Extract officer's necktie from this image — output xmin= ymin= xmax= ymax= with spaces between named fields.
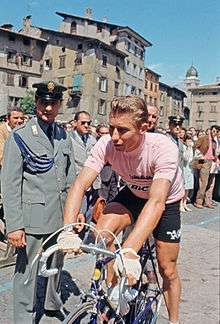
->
xmin=81 ymin=134 xmax=87 ymax=146
xmin=47 ymin=124 xmax=54 ymax=146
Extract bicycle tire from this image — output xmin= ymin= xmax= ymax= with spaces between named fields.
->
xmin=132 ymin=293 xmax=162 ymax=324
xmin=64 ymin=300 xmax=125 ymax=324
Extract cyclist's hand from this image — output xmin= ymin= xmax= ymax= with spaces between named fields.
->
xmin=7 ymin=229 xmax=26 ymax=248
xmin=57 ymin=231 xmax=82 ymax=254
xmin=113 ymin=249 xmax=142 ymax=286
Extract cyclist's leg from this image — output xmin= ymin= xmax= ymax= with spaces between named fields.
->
xmin=156 ymin=240 xmax=181 ymax=323
xmin=95 ymin=201 xmax=132 ymax=284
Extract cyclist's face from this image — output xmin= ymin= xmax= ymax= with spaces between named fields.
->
xmin=109 ymin=113 xmax=146 ymax=152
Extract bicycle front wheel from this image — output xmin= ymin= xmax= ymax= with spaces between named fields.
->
xmin=64 ymin=300 xmax=125 ymax=324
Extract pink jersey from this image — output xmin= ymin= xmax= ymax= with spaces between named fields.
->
xmin=85 ymin=133 xmax=184 ymax=204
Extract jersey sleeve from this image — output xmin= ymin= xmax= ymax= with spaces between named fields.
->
xmin=153 ymin=138 xmax=179 ymax=182
xmin=84 ymin=135 xmax=110 ymax=173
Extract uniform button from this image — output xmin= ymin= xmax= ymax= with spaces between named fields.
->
xmin=59 ymin=191 xmax=62 ymax=194
xmin=57 ymin=178 xmax=60 ymax=181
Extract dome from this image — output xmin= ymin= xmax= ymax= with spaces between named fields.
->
xmin=186 ymin=65 xmax=198 ymax=78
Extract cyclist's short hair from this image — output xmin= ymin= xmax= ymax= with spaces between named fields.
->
xmin=110 ymin=96 xmax=148 ymax=126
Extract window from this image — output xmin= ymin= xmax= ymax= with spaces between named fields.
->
xmin=19 ymin=75 xmax=28 ymax=88
xmin=125 ymin=83 xmax=130 ymax=95
xmin=145 ymin=80 xmax=148 ymax=89
xmin=7 ymin=73 xmax=14 ymax=86
xmin=159 ymin=106 xmax=164 ymax=116
xmin=44 ymin=58 xmax=52 ymax=70
xmin=21 ymin=54 xmax=32 ymax=66
xmin=138 ymin=89 xmax=142 ymax=96
xmin=133 ymin=64 xmax=137 ymax=76
xmin=97 ymin=25 xmax=102 ymax=33
xmin=149 ymin=96 xmax=152 ymax=105
xmin=70 ymin=21 xmax=77 ymax=34
xmin=154 ymin=98 xmax=157 ymax=106
xmin=131 ymin=86 xmax=136 ymax=95
xmin=102 ymin=55 xmax=107 ymax=67
xmin=72 ymin=74 xmax=82 ymax=91
xmin=150 ymin=82 xmax=153 ymax=91
xmin=59 ymin=55 xmax=66 ymax=68
xmin=75 ymin=52 xmax=82 ymax=65
xmin=58 ymin=77 xmax=65 ymax=85
xmin=77 ymin=43 xmax=83 ymax=50
xmin=210 ymin=103 xmax=217 ymax=113
xmin=155 ymin=84 xmax=158 ymax=92
xmin=8 ymin=35 xmax=15 ymax=42
xmin=7 ymin=51 xmax=16 ymax=63
xmin=98 ymin=99 xmax=107 ymax=115
xmin=114 ymin=81 xmax=119 ymax=96
xmin=125 ymin=40 xmax=131 ymax=51
xmin=99 ymin=77 xmax=107 ymax=92
xmin=125 ymin=60 xmax=130 ymax=73
xmin=139 ymin=68 xmax=143 ymax=78
xmin=56 ymin=39 xmax=60 ymax=45
xmin=23 ymin=38 xmax=31 ymax=46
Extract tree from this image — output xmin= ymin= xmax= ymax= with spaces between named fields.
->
xmin=20 ymin=91 xmax=35 ymax=115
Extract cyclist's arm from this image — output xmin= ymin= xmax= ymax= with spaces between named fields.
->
xmin=63 ymin=166 xmax=99 ymax=225
xmin=123 ymin=178 xmax=171 ymax=253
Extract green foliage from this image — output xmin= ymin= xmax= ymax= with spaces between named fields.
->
xmin=20 ymin=91 xmax=35 ymax=115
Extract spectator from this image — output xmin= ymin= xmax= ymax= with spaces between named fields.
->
xmin=70 ymin=111 xmax=101 ymax=212
xmin=194 ymin=125 xmax=217 ymax=208
xmin=96 ymin=124 xmax=119 ymax=202
xmin=147 ymin=105 xmax=159 ymax=132
xmin=180 ymin=135 xmax=194 ymax=212
xmin=0 ymin=106 xmax=24 ymax=166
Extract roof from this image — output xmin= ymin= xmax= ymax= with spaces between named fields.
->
xmin=189 ymin=83 xmax=220 ymax=92
xmin=159 ymin=82 xmax=186 ymax=97
xmin=145 ymin=67 xmax=161 ymax=77
xmin=35 ymin=25 xmax=127 ymax=57
xmin=0 ymin=27 xmax=47 ymax=42
xmin=56 ymin=11 xmax=152 ymax=47
xmin=186 ymin=65 xmax=198 ymax=78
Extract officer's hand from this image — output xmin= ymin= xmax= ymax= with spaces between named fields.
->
xmin=7 ymin=230 xmax=26 ymax=248
xmin=57 ymin=231 xmax=82 ymax=254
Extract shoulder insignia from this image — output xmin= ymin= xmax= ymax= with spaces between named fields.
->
xmin=31 ymin=125 xmax=38 ymax=135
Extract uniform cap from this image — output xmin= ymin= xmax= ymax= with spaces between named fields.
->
xmin=32 ymin=81 xmax=67 ymax=101
xmin=168 ymin=115 xmax=184 ymax=125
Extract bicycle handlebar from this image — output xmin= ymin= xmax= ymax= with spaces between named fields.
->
xmin=25 ymin=242 xmax=116 ymax=283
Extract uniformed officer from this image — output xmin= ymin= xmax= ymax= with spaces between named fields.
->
xmin=1 ymin=81 xmax=76 ymax=323
xmin=167 ymin=115 xmax=185 ymax=170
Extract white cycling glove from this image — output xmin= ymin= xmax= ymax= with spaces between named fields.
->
xmin=113 ymin=248 xmax=142 ymax=283
xmin=57 ymin=231 xmax=82 ymax=253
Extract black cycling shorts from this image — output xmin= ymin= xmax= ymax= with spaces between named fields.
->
xmin=111 ymin=186 xmax=181 ymax=243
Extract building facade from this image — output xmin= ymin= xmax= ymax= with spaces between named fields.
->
xmin=144 ymin=68 xmax=160 ymax=107
xmin=21 ymin=10 xmax=152 ymax=123
xmin=189 ymin=83 xmax=220 ymax=129
xmin=159 ymin=82 xmax=186 ymax=129
xmin=0 ymin=23 xmax=47 ymax=116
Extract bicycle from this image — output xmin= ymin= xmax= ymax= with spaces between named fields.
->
xmin=27 ymin=223 xmax=163 ymax=323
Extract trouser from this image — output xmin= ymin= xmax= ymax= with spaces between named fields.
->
xmin=205 ymin=174 xmax=216 ymax=205
xmin=196 ymin=161 xmax=212 ymax=205
xmin=13 ymin=233 xmax=64 ymax=324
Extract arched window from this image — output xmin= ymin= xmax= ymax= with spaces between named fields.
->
xmin=70 ymin=21 xmax=77 ymax=34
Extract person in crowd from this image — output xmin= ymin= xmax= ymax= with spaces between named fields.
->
xmin=96 ymin=124 xmax=119 ymax=203
xmin=89 ymin=124 xmax=98 ymax=138
xmin=0 ymin=106 xmax=24 ymax=166
xmin=0 ymin=106 xmax=24 ymax=265
xmin=1 ymin=81 xmax=76 ymax=323
xmin=180 ymin=135 xmax=194 ymax=212
xmin=167 ymin=115 xmax=185 ymax=170
xmin=204 ymin=125 xmax=220 ymax=207
xmin=197 ymin=130 xmax=206 ymax=138
xmin=178 ymin=127 xmax=187 ymax=144
xmin=188 ymin=127 xmax=198 ymax=143
xmin=59 ymin=96 xmax=184 ymax=324
xmin=70 ymin=111 xmax=101 ymax=213
xmin=194 ymin=125 xmax=218 ymax=208
xmin=147 ymin=105 xmax=159 ymax=133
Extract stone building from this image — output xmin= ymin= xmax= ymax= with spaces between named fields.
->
xmin=0 ymin=23 xmax=47 ymax=116
xmin=144 ymin=68 xmax=160 ymax=107
xmin=189 ymin=83 xmax=220 ymax=129
xmin=159 ymin=82 xmax=186 ymax=129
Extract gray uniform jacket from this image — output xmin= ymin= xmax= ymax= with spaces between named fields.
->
xmin=70 ymin=130 xmax=101 ymax=189
xmin=1 ymin=117 xmax=76 ymax=235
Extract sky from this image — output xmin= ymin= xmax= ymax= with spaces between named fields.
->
xmin=0 ymin=0 xmax=219 ymax=87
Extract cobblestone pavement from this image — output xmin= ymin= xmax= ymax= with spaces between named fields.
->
xmin=0 ymin=203 xmax=219 ymax=323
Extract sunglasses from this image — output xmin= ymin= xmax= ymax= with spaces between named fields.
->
xmin=81 ymin=121 xmax=91 ymax=125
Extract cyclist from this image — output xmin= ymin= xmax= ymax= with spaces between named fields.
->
xmin=59 ymin=96 xmax=184 ymax=324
